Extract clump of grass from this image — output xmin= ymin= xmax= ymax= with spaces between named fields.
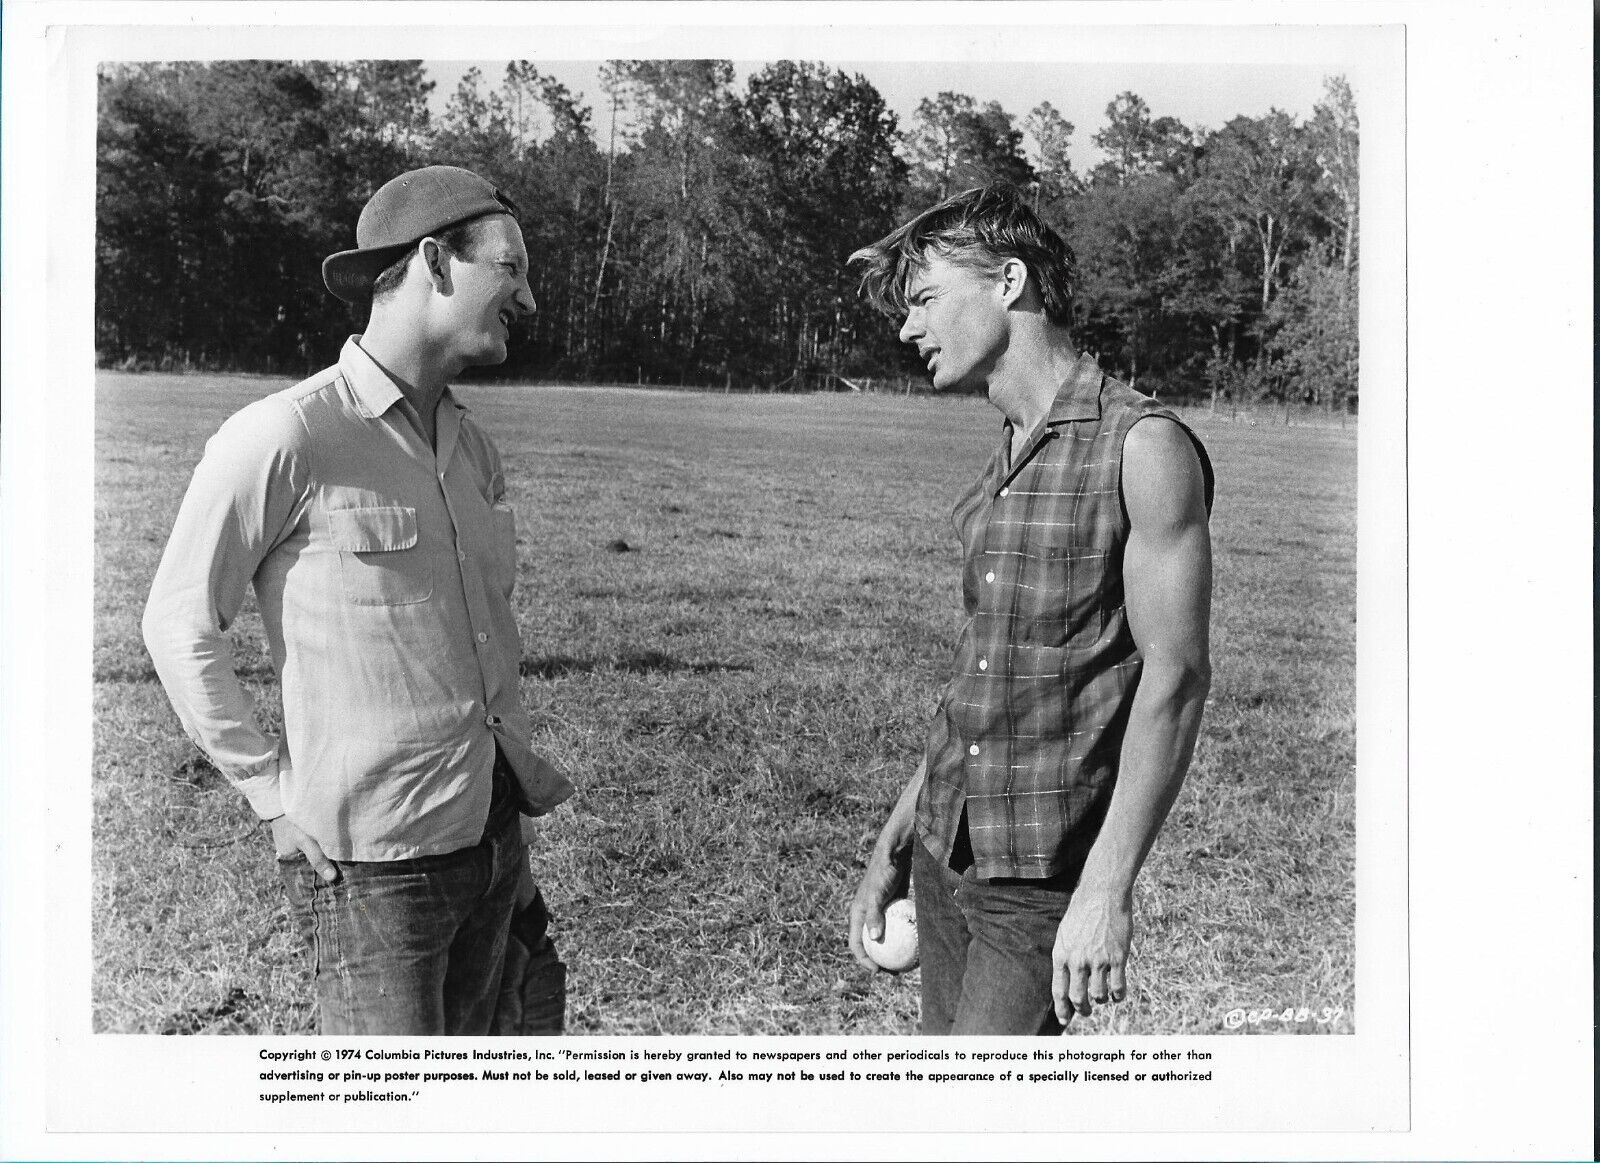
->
xmin=94 ymin=373 xmax=1354 ymax=1035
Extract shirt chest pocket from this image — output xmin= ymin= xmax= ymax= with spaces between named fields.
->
xmin=327 ymin=506 xmax=434 ymax=606
xmin=1014 ymin=541 xmax=1115 ymax=647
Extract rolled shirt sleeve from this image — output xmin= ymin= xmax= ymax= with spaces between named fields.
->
xmin=141 ymin=397 xmax=310 ymax=820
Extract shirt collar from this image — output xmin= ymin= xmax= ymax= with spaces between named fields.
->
xmin=337 ymin=336 xmax=462 ymax=421
xmin=1044 ymin=351 xmax=1106 ymax=425
xmin=996 ymin=350 xmax=1105 ymax=475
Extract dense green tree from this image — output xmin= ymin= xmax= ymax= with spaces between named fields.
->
xmin=422 ymin=64 xmax=609 ymax=377
xmin=98 ymin=64 xmax=226 ymax=367
xmin=1070 ymin=174 xmax=1178 ymax=384
xmin=594 ymin=60 xmax=759 ymax=382
xmin=95 ymin=62 xmax=1358 ymax=406
xmin=1069 ymin=172 xmax=1240 ymax=394
xmin=305 ymin=60 xmax=435 ymax=214
xmin=503 ymin=65 xmax=608 ymax=370
xmin=100 ymin=62 xmax=340 ymax=370
xmin=1308 ymin=75 xmax=1359 ymax=273
xmin=1166 ymin=193 xmax=1255 ymax=405
xmin=1091 ymin=92 xmax=1198 ymax=185
xmin=1191 ymin=109 xmax=1320 ymax=315
xmin=904 ymin=91 xmax=1035 ymax=208
xmin=1026 ymin=100 xmax=1081 ymax=214
xmin=731 ymin=61 xmax=909 ymax=380
xmin=1265 ymin=244 xmax=1358 ymax=407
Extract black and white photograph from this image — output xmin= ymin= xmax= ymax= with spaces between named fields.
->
xmin=93 ymin=52 xmax=1362 ymax=1040
xmin=1 ymin=1 xmax=1590 ymax=1160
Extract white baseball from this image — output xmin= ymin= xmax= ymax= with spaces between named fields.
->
xmin=865 ymin=897 xmax=919 ymax=973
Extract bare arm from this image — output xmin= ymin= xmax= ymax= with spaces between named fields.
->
xmin=1052 ymin=416 xmax=1213 ymax=1023
xmin=847 ymin=760 xmax=925 ymax=970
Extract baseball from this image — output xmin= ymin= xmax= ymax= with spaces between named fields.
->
xmin=865 ymin=897 xmax=919 ymax=973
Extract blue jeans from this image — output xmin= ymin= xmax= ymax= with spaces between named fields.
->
xmin=913 ymin=837 xmax=1076 ymax=1035
xmin=278 ymin=816 xmax=525 ymax=1035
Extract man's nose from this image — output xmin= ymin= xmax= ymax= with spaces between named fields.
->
xmin=898 ymin=311 xmax=921 ymax=345
xmin=514 ymin=278 xmax=536 ymax=317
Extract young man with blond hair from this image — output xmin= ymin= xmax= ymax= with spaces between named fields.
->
xmin=847 ymin=185 xmax=1214 ymax=1034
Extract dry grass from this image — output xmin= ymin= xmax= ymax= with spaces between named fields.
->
xmin=93 ymin=372 xmax=1355 ymax=1036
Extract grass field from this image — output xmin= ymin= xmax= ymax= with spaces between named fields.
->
xmin=93 ymin=371 xmax=1356 ymax=1036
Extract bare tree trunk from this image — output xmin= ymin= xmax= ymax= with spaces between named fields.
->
xmin=1260 ymin=226 xmax=1274 ymax=312
xmin=592 ymin=202 xmax=617 ymax=312
xmin=591 ymin=87 xmax=620 ymax=336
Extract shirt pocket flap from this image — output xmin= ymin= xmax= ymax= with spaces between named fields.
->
xmin=328 ymin=506 xmax=419 ymax=553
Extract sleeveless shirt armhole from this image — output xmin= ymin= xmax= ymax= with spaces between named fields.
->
xmin=1122 ymin=410 xmax=1216 ymax=517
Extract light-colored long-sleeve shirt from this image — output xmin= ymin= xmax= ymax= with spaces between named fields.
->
xmin=142 ymin=338 xmax=573 ymax=861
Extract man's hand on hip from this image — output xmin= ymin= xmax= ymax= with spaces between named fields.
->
xmin=270 ymin=816 xmax=339 ymax=882
xmin=1051 ymin=887 xmax=1132 ymax=1024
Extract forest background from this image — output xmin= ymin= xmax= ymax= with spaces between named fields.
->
xmin=96 ymin=59 xmax=1358 ymax=408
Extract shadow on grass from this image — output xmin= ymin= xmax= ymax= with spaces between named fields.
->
xmin=95 ymin=660 xmax=277 ymax=684
xmin=520 ymin=649 xmax=752 ymax=679
xmin=158 ymin=986 xmax=263 ymax=1035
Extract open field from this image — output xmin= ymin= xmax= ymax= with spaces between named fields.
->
xmin=93 ymin=371 xmax=1356 ymax=1036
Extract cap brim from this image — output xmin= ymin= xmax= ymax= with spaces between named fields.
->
xmin=322 ymin=244 xmax=411 ymax=305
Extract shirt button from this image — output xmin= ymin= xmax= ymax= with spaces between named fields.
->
xmin=476 ymin=631 xmax=489 ymax=644
xmin=978 ymin=658 xmax=988 ymax=671
xmin=968 ymin=744 xmax=980 ymax=756
xmin=458 ymin=549 xmax=467 ymax=562
xmin=999 ymin=487 xmax=1009 ymax=498
xmin=984 ymin=571 xmax=995 ymax=583
xmin=485 ymin=714 xmax=501 ymax=728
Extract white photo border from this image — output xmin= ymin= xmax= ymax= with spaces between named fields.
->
xmin=2 ymin=1 xmax=1590 ymax=1160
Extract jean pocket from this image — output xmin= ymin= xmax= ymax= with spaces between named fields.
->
xmin=275 ymin=859 xmax=323 ymax=978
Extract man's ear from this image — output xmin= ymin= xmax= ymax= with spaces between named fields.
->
xmin=419 ymin=237 xmax=451 ymax=293
xmin=998 ymin=257 xmax=1031 ymax=308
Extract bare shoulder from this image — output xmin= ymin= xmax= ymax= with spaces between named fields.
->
xmin=1121 ymin=416 xmax=1209 ymax=531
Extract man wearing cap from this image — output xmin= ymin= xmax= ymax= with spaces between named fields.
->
xmin=143 ymin=165 xmax=573 ymax=1035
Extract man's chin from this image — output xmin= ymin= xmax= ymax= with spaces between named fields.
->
xmin=463 ymin=342 xmax=509 ymax=368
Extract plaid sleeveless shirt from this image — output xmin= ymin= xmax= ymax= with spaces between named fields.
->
xmin=915 ymin=353 xmax=1214 ymax=880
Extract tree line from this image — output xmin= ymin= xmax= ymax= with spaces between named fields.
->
xmin=97 ymin=60 xmax=1357 ymax=407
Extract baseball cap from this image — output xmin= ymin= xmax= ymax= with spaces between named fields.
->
xmin=322 ymin=165 xmax=520 ymax=304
